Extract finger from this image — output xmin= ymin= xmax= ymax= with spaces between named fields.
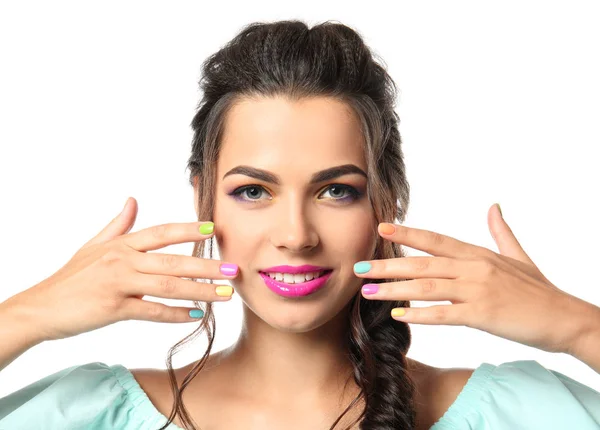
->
xmin=82 ymin=197 xmax=138 ymax=250
xmin=118 ymin=299 xmax=208 ymax=323
xmin=390 ymin=303 xmax=471 ymax=326
xmin=130 ymin=252 xmax=239 ymax=279
xmin=361 ymin=278 xmax=472 ymax=303
xmin=378 ymin=223 xmax=490 ymax=259
xmin=121 ymin=221 xmax=215 ymax=252
xmin=125 ymin=273 xmax=234 ymax=302
xmin=354 ymin=256 xmax=469 ymax=280
xmin=488 ymin=204 xmax=536 ymax=266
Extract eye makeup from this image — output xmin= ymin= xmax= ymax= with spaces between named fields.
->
xmin=227 ymin=183 xmax=363 ymax=204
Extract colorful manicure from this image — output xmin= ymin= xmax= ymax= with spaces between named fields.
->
xmin=354 ymin=261 xmax=371 ymax=274
xmin=189 ymin=309 xmax=204 ymax=318
xmin=391 ymin=308 xmax=406 ymax=318
xmin=199 ymin=222 xmax=214 ymax=235
xmin=220 ymin=263 xmax=239 ymax=276
xmin=378 ymin=223 xmax=396 ymax=235
xmin=216 ymin=286 xmax=234 ymax=297
xmin=362 ymin=284 xmax=379 ymax=295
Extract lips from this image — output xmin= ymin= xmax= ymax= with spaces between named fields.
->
xmin=259 ymin=270 xmax=333 ymax=298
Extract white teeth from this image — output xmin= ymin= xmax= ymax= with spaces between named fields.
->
xmin=266 ymin=270 xmax=325 ymax=284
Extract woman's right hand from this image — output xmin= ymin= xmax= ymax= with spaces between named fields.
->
xmin=3 ymin=197 xmax=238 ymax=343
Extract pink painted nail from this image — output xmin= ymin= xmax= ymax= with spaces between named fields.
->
xmin=220 ymin=263 xmax=238 ymax=276
xmin=362 ymin=284 xmax=379 ymax=295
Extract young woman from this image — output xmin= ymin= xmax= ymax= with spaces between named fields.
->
xmin=1 ymin=20 xmax=599 ymax=430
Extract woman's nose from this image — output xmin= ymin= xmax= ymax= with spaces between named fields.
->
xmin=270 ymin=198 xmax=319 ymax=252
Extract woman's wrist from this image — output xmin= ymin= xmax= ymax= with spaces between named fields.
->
xmin=567 ymin=300 xmax=600 ymax=374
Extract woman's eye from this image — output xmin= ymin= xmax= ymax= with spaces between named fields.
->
xmin=319 ymin=184 xmax=361 ymax=201
xmin=229 ymin=184 xmax=361 ymax=203
xmin=231 ymin=185 xmax=269 ymax=202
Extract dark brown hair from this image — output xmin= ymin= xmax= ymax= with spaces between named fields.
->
xmin=159 ymin=19 xmax=415 ymax=430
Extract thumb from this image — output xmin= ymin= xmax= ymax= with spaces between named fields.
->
xmin=81 ymin=197 xmax=138 ymax=249
xmin=488 ymin=203 xmax=535 ymax=265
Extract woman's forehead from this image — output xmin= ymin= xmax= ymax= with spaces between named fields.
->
xmin=218 ymin=96 xmax=366 ymax=173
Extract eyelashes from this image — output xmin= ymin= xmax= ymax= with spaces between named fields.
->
xmin=228 ymin=184 xmax=362 ymax=204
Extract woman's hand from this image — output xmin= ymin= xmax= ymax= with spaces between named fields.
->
xmin=3 ymin=197 xmax=238 ymax=343
xmin=355 ymin=203 xmax=597 ymax=355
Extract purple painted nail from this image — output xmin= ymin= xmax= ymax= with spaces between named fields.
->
xmin=220 ymin=263 xmax=238 ymax=276
xmin=362 ymin=284 xmax=379 ymax=295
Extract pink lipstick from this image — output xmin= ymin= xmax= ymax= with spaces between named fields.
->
xmin=259 ymin=267 xmax=333 ymax=298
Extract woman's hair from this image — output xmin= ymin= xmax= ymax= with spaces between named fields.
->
xmin=158 ymin=20 xmax=415 ymax=430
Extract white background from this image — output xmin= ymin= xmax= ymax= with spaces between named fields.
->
xmin=1 ymin=0 xmax=599 ymax=400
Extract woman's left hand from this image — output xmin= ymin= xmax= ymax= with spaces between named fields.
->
xmin=355 ymin=204 xmax=594 ymax=355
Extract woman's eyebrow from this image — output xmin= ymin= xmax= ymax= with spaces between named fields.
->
xmin=222 ymin=164 xmax=367 ymax=185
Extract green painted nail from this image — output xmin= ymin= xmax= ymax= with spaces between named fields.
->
xmin=199 ymin=222 xmax=214 ymax=235
xmin=354 ymin=261 xmax=372 ymax=274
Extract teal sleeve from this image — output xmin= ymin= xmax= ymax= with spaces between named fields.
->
xmin=0 ymin=362 xmax=182 ymax=429
xmin=431 ymin=360 xmax=600 ymax=429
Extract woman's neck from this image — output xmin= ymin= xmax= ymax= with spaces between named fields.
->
xmin=218 ymin=303 xmax=357 ymax=407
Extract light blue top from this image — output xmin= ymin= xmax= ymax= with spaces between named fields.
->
xmin=0 ymin=359 xmax=598 ymax=429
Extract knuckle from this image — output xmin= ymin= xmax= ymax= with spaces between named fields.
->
xmin=146 ymin=303 xmax=165 ymax=319
xmin=479 ymin=248 xmax=497 ymax=259
xmin=470 ymin=281 xmax=489 ymax=301
xmin=101 ymin=248 xmax=125 ymax=265
xmin=430 ymin=231 xmax=446 ymax=246
xmin=116 ymin=303 xmax=132 ymax=321
xmin=420 ymin=279 xmax=437 ymax=294
xmin=477 ymin=256 xmax=496 ymax=276
xmin=470 ymin=300 xmax=492 ymax=327
xmin=161 ymin=254 xmax=179 ymax=269
xmin=432 ymin=306 xmax=447 ymax=322
xmin=151 ymin=224 xmax=168 ymax=240
xmin=414 ymin=258 xmax=430 ymax=272
xmin=158 ymin=276 xmax=178 ymax=295
xmin=101 ymin=295 xmax=121 ymax=314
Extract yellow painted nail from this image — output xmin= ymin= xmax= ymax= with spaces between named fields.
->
xmin=216 ymin=286 xmax=233 ymax=297
xmin=391 ymin=308 xmax=406 ymax=318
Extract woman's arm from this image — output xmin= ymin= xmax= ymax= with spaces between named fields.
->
xmin=0 ymin=299 xmax=44 ymax=373
xmin=568 ymin=300 xmax=600 ymax=374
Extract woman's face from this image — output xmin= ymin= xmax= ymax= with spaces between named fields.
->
xmin=199 ymin=96 xmax=377 ymax=332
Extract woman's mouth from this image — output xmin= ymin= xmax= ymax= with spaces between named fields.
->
xmin=259 ymin=270 xmax=333 ymax=298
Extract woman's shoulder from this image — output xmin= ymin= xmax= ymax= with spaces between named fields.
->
xmin=428 ymin=359 xmax=600 ymax=430
xmin=406 ymin=358 xmax=475 ymax=430
xmin=0 ymin=361 xmax=183 ymax=430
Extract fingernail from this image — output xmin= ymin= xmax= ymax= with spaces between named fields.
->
xmin=220 ymin=263 xmax=238 ymax=276
xmin=362 ymin=284 xmax=379 ymax=295
xmin=496 ymin=203 xmax=503 ymax=218
xmin=378 ymin=223 xmax=396 ymax=235
xmin=354 ymin=261 xmax=371 ymax=274
xmin=189 ymin=309 xmax=204 ymax=318
xmin=391 ymin=308 xmax=406 ymax=318
xmin=120 ymin=197 xmax=130 ymax=215
xmin=216 ymin=286 xmax=234 ymax=297
xmin=199 ymin=222 xmax=214 ymax=235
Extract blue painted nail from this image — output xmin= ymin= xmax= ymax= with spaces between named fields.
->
xmin=189 ymin=309 xmax=204 ymax=318
xmin=354 ymin=261 xmax=372 ymax=274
